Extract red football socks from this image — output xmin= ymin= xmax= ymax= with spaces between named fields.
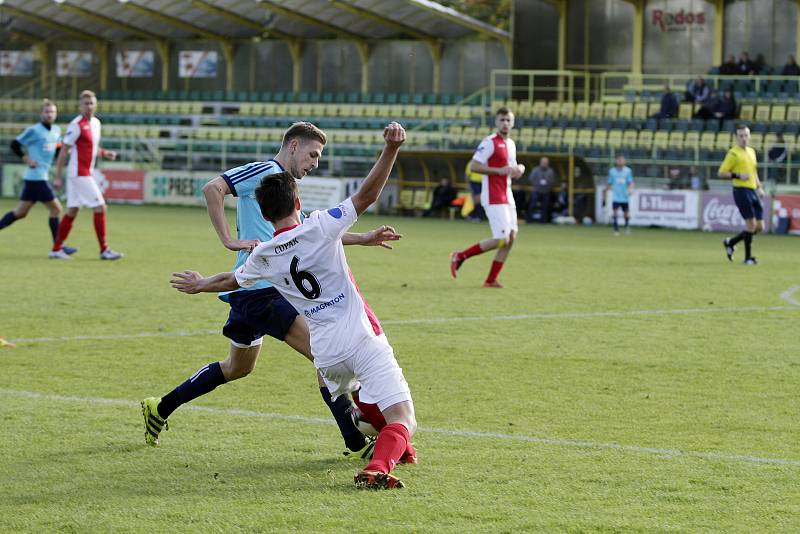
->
xmin=355 ymin=399 xmax=386 ymax=432
xmin=459 ymin=243 xmax=484 ymax=260
xmin=52 ymin=214 xmax=75 ymax=252
xmin=486 ymin=260 xmax=505 ymax=283
xmin=364 ymin=423 xmax=410 ymax=474
xmin=93 ymin=212 xmax=108 ymax=252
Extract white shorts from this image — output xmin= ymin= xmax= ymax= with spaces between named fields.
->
xmin=485 ymin=203 xmax=518 ymax=239
xmin=66 ymin=175 xmax=105 ymax=209
xmin=319 ymin=334 xmax=412 ymax=411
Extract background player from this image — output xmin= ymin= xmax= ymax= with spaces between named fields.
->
xmin=604 ymin=154 xmax=635 ymax=236
xmin=142 ymin=122 xmax=400 ymax=457
xmin=450 ymin=107 xmax=525 ymax=288
xmin=171 ymin=123 xmax=414 ymax=490
xmin=0 ymin=99 xmax=77 ymax=255
xmin=50 ymin=90 xmax=122 ymax=260
xmin=719 ymin=124 xmax=765 ymax=265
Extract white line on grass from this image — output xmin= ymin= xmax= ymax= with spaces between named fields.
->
xmin=9 ymin=305 xmax=797 ymax=344
xmin=779 ymin=285 xmax=800 ymax=307
xmin=2 ymin=388 xmax=798 ymax=468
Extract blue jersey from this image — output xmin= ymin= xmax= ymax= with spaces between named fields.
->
xmin=607 ymin=166 xmax=633 ymax=203
xmin=218 ymin=159 xmax=285 ymax=299
xmin=16 ymin=123 xmax=61 ymax=182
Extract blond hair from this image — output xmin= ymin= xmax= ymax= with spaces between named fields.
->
xmin=41 ymin=98 xmax=56 ymax=110
xmin=79 ymin=90 xmax=97 ymax=101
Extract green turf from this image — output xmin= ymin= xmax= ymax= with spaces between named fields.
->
xmin=1 ymin=198 xmax=799 ymax=533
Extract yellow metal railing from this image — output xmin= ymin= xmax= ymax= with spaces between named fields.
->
xmin=599 ymin=72 xmax=800 ymax=101
xmin=490 ymin=69 xmax=591 ymax=105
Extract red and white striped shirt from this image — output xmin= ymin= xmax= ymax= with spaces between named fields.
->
xmin=473 ymin=133 xmax=517 ymax=206
xmin=63 ymin=115 xmax=101 ymax=178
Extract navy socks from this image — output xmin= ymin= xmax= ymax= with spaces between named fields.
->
xmin=158 ymin=362 xmax=227 ymax=419
xmin=319 ymin=386 xmax=366 ymax=451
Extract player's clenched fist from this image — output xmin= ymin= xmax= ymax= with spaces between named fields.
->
xmin=384 ymin=122 xmax=406 ymax=148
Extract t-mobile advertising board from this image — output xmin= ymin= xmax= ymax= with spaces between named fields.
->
xmin=597 ymin=189 xmax=699 ymax=229
xmin=700 ymin=192 xmax=771 ymax=233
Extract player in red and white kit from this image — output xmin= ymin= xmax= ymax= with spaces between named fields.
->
xmin=171 ymin=123 xmax=415 ymax=490
xmin=50 ymin=90 xmax=122 ymax=260
xmin=450 ymin=107 xmax=525 ymax=287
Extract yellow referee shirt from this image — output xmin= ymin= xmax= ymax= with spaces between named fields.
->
xmin=718 ymin=145 xmax=758 ymax=189
xmin=465 ymin=163 xmax=482 ymax=183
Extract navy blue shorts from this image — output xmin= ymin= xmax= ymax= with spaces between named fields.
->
xmin=612 ymin=201 xmax=629 ymax=213
xmin=733 ymin=187 xmax=763 ymax=220
xmin=222 ymin=287 xmax=299 ymax=345
xmin=20 ymin=180 xmax=56 ymax=203
xmin=469 ymin=181 xmax=482 ymax=196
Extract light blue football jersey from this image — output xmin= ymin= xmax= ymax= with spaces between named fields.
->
xmin=16 ymin=123 xmax=61 ymax=181
xmin=218 ymin=159 xmax=285 ymax=300
xmin=607 ymin=166 xmax=634 ymax=203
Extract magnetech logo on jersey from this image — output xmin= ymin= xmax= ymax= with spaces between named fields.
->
xmin=304 ymin=293 xmax=346 ymax=318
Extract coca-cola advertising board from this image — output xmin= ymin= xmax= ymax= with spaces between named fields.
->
xmin=700 ymin=192 xmax=771 ymax=232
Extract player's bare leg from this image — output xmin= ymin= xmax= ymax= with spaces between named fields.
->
xmin=356 ymin=400 xmax=417 ymax=489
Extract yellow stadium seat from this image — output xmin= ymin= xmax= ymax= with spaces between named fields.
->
xmin=632 ymin=102 xmax=648 ymax=120
xmin=533 ymin=128 xmax=549 ymax=146
xmin=684 ymin=131 xmax=700 ymax=149
xmin=699 ymin=132 xmax=715 ymax=149
xmin=618 ymin=103 xmax=633 ymax=120
xmin=456 ymin=107 xmax=473 ymax=120
xmin=678 ymin=103 xmax=693 ymax=120
xmin=749 ymin=132 xmax=764 ymax=152
xmin=754 ymin=105 xmax=770 ymax=122
xmin=576 ymin=129 xmax=593 ymax=146
xmin=607 ymin=130 xmax=623 ymax=148
xmin=398 ymin=189 xmax=414 ymax=210
xmin=622 ymin=130 xmax=638 ymax=148
xmin=560 ymin=102 xmax=575 ymax=119
xmin=589 ymin=102 xmax=604 ymax=119
xmin=647 ymin=102 xmax=661 ymax=117
xmin=518 ymin=127 xmax=534 ymax=145
xmin=637 ymin=130 xmax=653 ymax=149
xmin=413 ymin=189 xmax=431 ymax=210
xmin=545 ymin=100 xmax=560 ymax=118
xmin=547 ymin=128 xmax=563 ymax=146
xmin=429 ymin=105 xmax=445 ymax=119
xmin=592 ymin=129 xmax=608 ymax=147
xmin=574 ymin=102 xmax=589 ymax=119
xmin=786 ymin=105 xmax=800 ymax=122
xmin=654 ymin=131 xmax=670 ymax=149
xmin=715 ymin=132 xmax=732 ymax=150
xmin=770 ymin=104 xmax=786 ymax=122
xmin=142 ymin=101 xmax=157 ymax=114
xmin=603 ymin=102 xmax=618 ymax=119
xmin=668 ymin=131 xmax=685 ymax=149
xmin=739 ymin=104 xmax=755 ymax=121
xmin=531 ymin=100 xmax=547 ymax=117
xmin=562 ymin=128 xmax=578 ymax=147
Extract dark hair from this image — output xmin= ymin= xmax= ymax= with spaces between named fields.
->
xmin=735 ymin=123 xmax=749 ymax=132
xmin=496 ymin=106 xmax=512 ymax=116
xmin=254 ymin=171 xmax=298 ymax=222
xmin=282 ymin=121 xmax=327 ymax=147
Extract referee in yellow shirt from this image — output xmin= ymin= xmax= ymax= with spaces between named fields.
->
xmin=465 ymin=162 xmax=485 ymax=221
xmin=718 ymin=124 xmax=766 ymax=265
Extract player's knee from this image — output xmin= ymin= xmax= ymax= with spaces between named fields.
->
xmin=221 ymin=358 xmax=256 ymax=381
xmin=496 ymin=238 xmax=507 ymax=249
xmin=755 ymin=221 xmax=764 ymax=233
xmin=14 ymin=208 xmax=28 ymax=219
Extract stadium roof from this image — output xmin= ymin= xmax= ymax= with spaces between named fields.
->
xmin=0 ymin=0 xmax=510 ymax=45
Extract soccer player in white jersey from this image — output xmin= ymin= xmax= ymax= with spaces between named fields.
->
xmin=1 ymin=99 xmax=77 ymax=255
xmin=50 ymin=90 xmax=122 ymax=260
xmin=171 ymin=123 xmax=414 ymax=490
xmin=450 ymin=107 xmax=525 ymax=287
xmin=142 ymin=122 xmax=400 ymax=458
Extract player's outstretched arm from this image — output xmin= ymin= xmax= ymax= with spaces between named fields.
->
xmin=352 ymin=122 xmax=406 ymax=215
xmin=202 ymin=176 xmax=260 ymax=252
xmin=342 ymin=225 xmax=403 ymax=249
xmin=171 ymin=270 xmax=239 ymax=294
xmin=53 ymin=143 xmax=70 ymax=190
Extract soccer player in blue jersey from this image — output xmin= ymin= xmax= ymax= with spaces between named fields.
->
xmin=604 ymin=154 xmax=635 ymax=235
xmin=0 ymin=99 xmax=77 ymax=255
xmin=142 ymin=122 xmax=399 ymax=457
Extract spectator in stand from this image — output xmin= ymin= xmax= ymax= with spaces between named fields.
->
xmin=754 ymin=53 xmax=767 ymax=74
xmin=526 ymin=157 xmax=556 ymax=223
xmin=423 ymin=177 xmax=457 ymax=217
xmin=719 ymin=55 xmax=738 ymax=75
xmin=717 ymin=88 xmax=738 ymax=120
xmin=738 ymin=52 xmax=757 ymax=75
xmin=685 ymin=77 xmax=711 ymax=104
xmin=781 ymin=55 xmax=800 ymax=76
xmin=651 ymin=85 xmax=679 ymax=119
xmin=767 ymin=132 xmax=789 ymax=182
xmin=694 ymin=89 xmax=720 ymax=120
xmin=688 ymin=166 xmax=704 ymax=190
xmin=667 ymin=167 xmax=685 ymax=190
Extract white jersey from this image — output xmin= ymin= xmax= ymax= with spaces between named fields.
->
xmin=235 ymin=197 xmax=383 ymax=367
xmin=63 ymin=115 xmax=101 ymax=178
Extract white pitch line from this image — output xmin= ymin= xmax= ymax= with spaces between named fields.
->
xmin=9 ymin=305 xmax=798 ymax=344
xmin=1 ymin=388 xmax=798 ymax=467
xmin=779 ymin=285 xmax=800 ymax=307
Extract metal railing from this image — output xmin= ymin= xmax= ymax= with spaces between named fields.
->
xmin=599 ymin=72 xmax=800 ymax=101
xmin=490 ymin=69 xmax=592 ymax=105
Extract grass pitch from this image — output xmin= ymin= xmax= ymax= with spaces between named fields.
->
xmin=1 ymin=198 xmax=799 ymax=533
